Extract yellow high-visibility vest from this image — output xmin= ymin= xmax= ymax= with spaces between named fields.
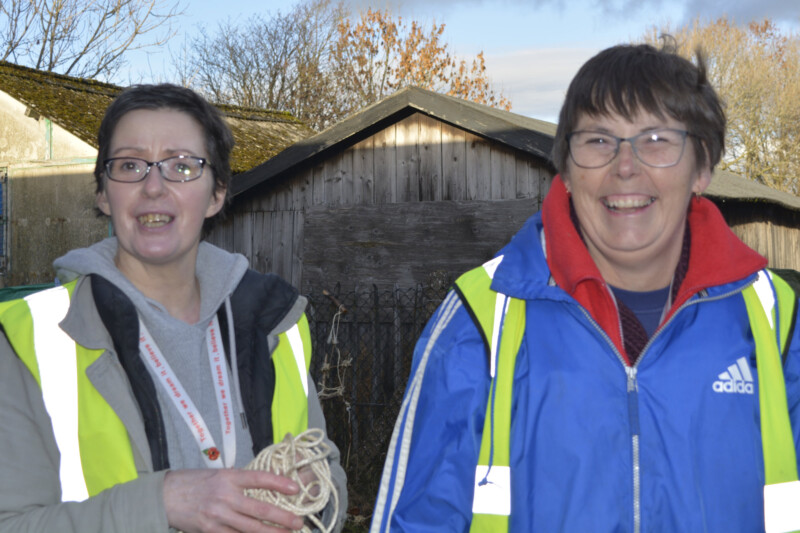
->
xmin=0 ymin=280 xmax=312 ymax=501
xmin=455 ymin=263 xmax=799 ymax=533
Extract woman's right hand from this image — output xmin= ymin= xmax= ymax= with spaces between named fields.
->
xmin=164 ymin=469 xmax=305 ymax=532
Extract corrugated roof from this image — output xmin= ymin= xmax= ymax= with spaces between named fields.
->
xmin=0 ymin=61 xmax=312 ymax=173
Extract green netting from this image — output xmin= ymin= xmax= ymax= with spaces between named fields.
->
xmin=0 ymin=284 xmax=53 ymax=303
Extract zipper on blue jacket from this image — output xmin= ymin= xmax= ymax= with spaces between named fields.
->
xmin=627 ymin=366 xmax=641 ymax=533
xmin=575 ymin=281 xmax=751 ymax=533
xmin=576 ymin=305 xmax=643 ymax=533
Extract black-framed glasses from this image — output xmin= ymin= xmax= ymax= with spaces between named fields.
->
xmin=103 ymin=155 xmax=208 ymax=183
xmin=567 ymin=128 xmax=694 ymax=169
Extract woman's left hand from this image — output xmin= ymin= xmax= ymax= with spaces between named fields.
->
xmin=164 ymin=468 xmax=305 ymax=532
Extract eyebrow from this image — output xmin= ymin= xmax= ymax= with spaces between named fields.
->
xmin=577 ymin=125 xmax=673 ymax=136
xmin=109 ymin=146 xmax=200 ymax=157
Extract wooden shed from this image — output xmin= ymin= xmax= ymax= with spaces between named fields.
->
xmin=0 ymin=61 xmax=313 ymax=286
xmin=208 ymin=86 xmax=557 ymax=293
xmin=705 ymin=169 xmax=800 ymax=270
xmin=210 ymin=86 xmax=800 ymax=294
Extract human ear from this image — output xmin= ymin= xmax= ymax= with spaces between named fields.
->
xmin=562 ymin=173 xmax=572 ymax=194
xmin=692 ymin=165 xmax=712 ymax=195
xmin=206 ymin=186 xmax=226 ymax=218
xmin=96 ymin=191 xmax=111 ymax=216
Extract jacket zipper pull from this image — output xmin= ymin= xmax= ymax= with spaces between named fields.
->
xmin=626 ymin=366 xmax=640 ymax=435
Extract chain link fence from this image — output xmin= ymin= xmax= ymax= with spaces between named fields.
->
xmin=305 ymin=283 xmax=450 ymax=522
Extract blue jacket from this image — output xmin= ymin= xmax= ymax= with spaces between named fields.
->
xmin=371 ymin=180 xmax=800 ymax=532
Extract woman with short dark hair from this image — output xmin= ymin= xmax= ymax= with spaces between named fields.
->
xmin=372 ymin=41 xmax=800 ymax=532
xmin=0 ymin=84 xmax=346 ymax=532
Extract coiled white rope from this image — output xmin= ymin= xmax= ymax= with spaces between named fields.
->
xmin=244 ymin=428 xmax=338 ymax=532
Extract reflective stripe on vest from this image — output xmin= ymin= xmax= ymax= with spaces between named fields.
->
xmin=271 ymin=313 xmax=312 ymax=442
xmin=743 ymin=270 xmax=800 ymax=533
xmin=458 ymin=266 xmax=800 ymax=533
xmin=454 ymin=256 xmax=525 ymax=533
xmin=0 ymin=281 xmax=137 ymax=501
xmin=1 ymin=282 xmax=314 ymax=500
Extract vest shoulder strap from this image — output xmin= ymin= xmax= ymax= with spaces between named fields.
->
xmin=743 ymin=269 xmax=800 ymax=533
xmin=271 ymin=313 xmax=313 ymax=442
xmin=0 ymin=280 xmax=137 ymax=501
xmin=454 ymin=259 xmax=525 ymax=533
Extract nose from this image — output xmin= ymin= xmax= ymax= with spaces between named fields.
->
xmin=613 ymin=139 xmax=639 ymax=178
xmin=140 ymin=162 xmax=168 ymax=197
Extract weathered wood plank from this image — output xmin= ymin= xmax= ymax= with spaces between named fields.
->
xmin=537 ymin=165 xmax=553 ymax=209
xmin=302 ymin=199 xmax=538 ymax=290
xmin=206 ymin=216 xmax=234 ymax=252
xmin=231 ymin=211 xmax=253 ymax=260
xmin=312 ymin=160 xmax=325 ymax=206
xmin=351 ymin=137 xmax=374 ymax=205
xmin=373 ymin=124 xmax=397 ymax=204
xmin=293 ymin=166 xmax=314 ymax=210
xmin=465 ymin=132 xmax=491 ymax=200
xmin=273 ymin=210 xmax=294 ymax=282
xmin=418 ymin=114 xmax=442 ymax=201
xmin=291 ymin=210 xmax=304 ymax=288
xmin=339 ymin=148 xmax=355 ymax=206
xmin=323 ymin=151 xmax=345 ymax=207
xmin=395 ymin=114 xmax=420 ymax=202
xmin=515 ymin=156 xmax=531 ymax=200
xmin=251 ymin=210 xmax=274 ymax=274
xmin=491 ymin=145 xmax=517 ymax=200
xmin=442 ymin=123 xmax=467 ymax=201
xmin=274 ymin=180 xmax=293 ymax=211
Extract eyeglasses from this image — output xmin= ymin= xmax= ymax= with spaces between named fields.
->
xmin=567 ymin=128 xmax=694 ymax=169
xmin=103 ymin=155 xmax=208 ymax=183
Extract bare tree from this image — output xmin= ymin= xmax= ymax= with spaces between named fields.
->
xmin=0 ymin=0 xmax=183 ymax=80
xmin=642 ymin=18 xmax=800 ymax=194
xmin=182 ymin=1 xmax=510 ymax=131
xmin=183 ymin=0 xmax=344 ymax=130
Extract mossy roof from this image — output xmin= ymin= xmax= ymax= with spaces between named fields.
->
xmin=0 ymin=61 xmax=313 ymax=173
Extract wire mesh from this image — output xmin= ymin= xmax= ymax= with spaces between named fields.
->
xmin=305 ymin=283 xmax=449 ymax=520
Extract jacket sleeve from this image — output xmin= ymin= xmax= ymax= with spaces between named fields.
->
xmin=307 ymin=376 xmax=348 ymax=532
xmin=783 ymin=293 xmax=800 ymax=455
xmin=370 ymin=291 xmax=492 ymax=533
xmin=0 ymin=333 xmax=170 ymax=533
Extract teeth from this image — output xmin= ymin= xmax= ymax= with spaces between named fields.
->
xmin=138 ymin=214 xmax=173 ymax=227
xmin=604 ymin=197 xmax=655 ymax=210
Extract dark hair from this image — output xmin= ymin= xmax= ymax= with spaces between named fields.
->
xmin=94 ymin=84 xmax=234 ymax=225
xmin=552 ymin=38 xmax=726 ymax=174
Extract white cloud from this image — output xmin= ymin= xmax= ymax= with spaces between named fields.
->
xmin=483 ymin=47 xmax=599 ymax=122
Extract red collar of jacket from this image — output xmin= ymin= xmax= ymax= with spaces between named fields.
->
xmin=541 ymin=175 xmax=767 ymax=364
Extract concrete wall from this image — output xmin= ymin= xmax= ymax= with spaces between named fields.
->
xmin=0 ymin=91 xmax=95 ymax=162
xmin=0 ymin=90 xmax=103 ymax=286
xmin=6 ymin=163 xmax=107 ymax=286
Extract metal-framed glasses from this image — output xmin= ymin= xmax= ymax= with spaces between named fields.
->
xmin=103 ymin=155 xmax=208 ymax=183
xmin=567 ymin=128 xmax=694 ymax=169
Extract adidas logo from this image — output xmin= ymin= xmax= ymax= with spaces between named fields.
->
xmin=712 ymin=357 xmax=754 ymax=395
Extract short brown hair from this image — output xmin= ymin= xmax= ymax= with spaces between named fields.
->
xmin=552 ymin=39 xmax=725 ymax=174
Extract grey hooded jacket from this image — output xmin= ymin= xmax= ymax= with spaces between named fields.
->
xmin=0 ymin=267 xmax=347 ymax=532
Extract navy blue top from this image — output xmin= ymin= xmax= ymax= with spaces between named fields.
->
xmin=610 ymin=285 xmax=670 ymax=338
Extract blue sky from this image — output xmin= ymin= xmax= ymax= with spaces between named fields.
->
xmin=131 ymin=0 xmax=799 ymax=123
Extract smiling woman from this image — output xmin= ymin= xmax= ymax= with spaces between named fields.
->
xmin=0 ymin=84 xmax=347 ymax=533
xmin=371 ymin=40 xmax=800 ymax=532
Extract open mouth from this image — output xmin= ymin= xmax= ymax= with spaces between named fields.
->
xmin=603 ymin=196 xmax=655 ymax=212
xmin=138 ymin=213 xmax=173 ymax=227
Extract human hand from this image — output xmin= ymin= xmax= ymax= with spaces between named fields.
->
xmin=295 ymin=453 xmax=321 ymax=501
xmin=164 ymin=469 xmax=304 ymax=533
